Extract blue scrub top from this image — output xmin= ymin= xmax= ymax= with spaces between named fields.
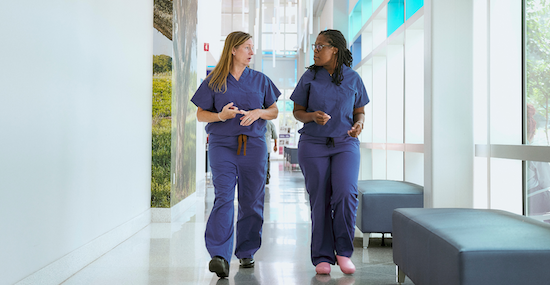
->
xmin=191 ymin=67 xmax=281 ymax=137
xmin=290 ymin=65 xmax=370 ymax=138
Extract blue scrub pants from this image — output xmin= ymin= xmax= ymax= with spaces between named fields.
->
xmin=298 ymin=134 xmax=360 ymax=266
xmin=205 ymin=134 xmax=267 ymax=262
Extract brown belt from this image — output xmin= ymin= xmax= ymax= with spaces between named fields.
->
xmin=237 ymin=134 xmax=247 ymax=156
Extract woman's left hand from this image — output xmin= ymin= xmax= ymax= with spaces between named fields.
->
xmin=347 ymin=122 xmax=363 ymax=137
xmin=240 ymin=109 xmax=260 ymax=126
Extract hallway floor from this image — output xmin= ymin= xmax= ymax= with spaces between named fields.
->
xmin=62 ymin=160 xmax=413 ymax=285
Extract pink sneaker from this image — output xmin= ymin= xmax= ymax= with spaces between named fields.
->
xmin=315 ymin=262 xmax=331 ymax=275
xmin=336 ymin=255 xmax=355 ymax=274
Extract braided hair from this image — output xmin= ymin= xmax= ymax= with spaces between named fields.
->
xmin=307 ymin=29 xmax=353 ymax=86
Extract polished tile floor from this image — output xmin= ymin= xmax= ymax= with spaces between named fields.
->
xmin=62 ymin=161 xmax=414 ymax=285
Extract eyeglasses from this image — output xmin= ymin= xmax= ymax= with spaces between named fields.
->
xmin=311 ymin=44 xmax=332 ymax=51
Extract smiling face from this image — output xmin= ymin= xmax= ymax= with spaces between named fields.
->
xmin=313 ymin=34 xmax=338 ymax=72
xmin=232 ymin=38 xmax=254 ymax=68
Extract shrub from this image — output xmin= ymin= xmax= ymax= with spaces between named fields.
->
xmin=151 ymin=71 xmax=172 ymax=208
xmin=151 ymin=118 xmax=171 ymax=208
xmin=152 ymin=73 xmax=172 ymax=118
xmin=153 ymin=54 xmax=172 ymax=74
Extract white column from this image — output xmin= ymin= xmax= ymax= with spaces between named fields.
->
xmin=424 ymin=0 xmax=474 ymax=208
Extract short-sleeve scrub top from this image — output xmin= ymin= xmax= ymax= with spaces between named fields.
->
xmin=191 ymin=67 xmax=281 ymax=138
xmin=290 ymin=65 xmax=370 ymax=138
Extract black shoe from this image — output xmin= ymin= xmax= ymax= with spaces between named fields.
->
xmin=209 ymin=256 xmax=229 ymax=278
xmin=240 ymin=258 xmax=255 ymax=268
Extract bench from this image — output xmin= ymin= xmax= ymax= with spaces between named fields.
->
xmin=283 ymin=146 xmax=299 ymax=171
xmin=393 ymin=208 xmax=550 ymax=285
xmin=356 ymin=180 xmax=423 ymax=248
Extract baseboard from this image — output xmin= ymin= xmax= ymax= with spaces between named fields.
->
xmin=150 ymin=207 xmax=171 ymax=223
xmin=15 ymin=209 xmax=151 ymax=285
xmin=151 ymin=192 xmax=197 ymax=223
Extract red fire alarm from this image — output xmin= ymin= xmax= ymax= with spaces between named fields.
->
xmin=204 ymin=43 xmax=209 ymax=51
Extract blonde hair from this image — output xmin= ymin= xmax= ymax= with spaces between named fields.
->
xmin=208 ymin=31 xmax=252 ymax=93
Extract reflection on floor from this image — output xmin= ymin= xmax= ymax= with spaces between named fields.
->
xmin=62 ymin=160 xmax=414 ymax=285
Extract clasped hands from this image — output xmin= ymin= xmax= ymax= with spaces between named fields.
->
xmin=312 ymin=110 xmax=363 ymax=138
xmin=218 ymin=102 xmax=260 ymax=126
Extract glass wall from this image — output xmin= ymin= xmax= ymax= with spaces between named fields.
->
xmin=348 ymin=0 xmax=425 ymax=184
xmin=262 ymin=0 xmax=298 ymax=55
xmin=472 ymin=0 xmax=523 ymax=213
xmin=219 ymin=0 xmax=299 ymax=152
xmin=525 ymin=0 xmax=550 ymax=221
xmin=261 ymin=0 xmax=299 ymax=151
xmin=262 ymin=58 xmax=299 ymax=148
xmin=221 ymin=0 xmax=250 ymax=37
xmin=471 ymin=0 xmax=550 ymax=219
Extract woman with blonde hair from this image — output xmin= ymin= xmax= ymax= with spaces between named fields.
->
xmin=191 ymin=31 xmax=280 ymax=278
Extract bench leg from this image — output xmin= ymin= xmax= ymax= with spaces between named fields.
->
xmin=363 ymin=233 xmax=370 ymax=248
xmin=396 ymin=265 xmax=405 ymax=284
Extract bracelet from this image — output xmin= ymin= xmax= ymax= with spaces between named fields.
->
xmin=217 ymin=112 xmax=226 ymax=122
xmin=356 ymin=121 xmax=364 ymax=128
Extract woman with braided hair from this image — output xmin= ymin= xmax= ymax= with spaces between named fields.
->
xmin=290 ymin=29 xmax=369 ymax=275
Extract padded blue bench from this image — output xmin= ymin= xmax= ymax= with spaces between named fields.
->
xmin=283 ymin=146 xmax=299 ymax=171
xmin=393 ymin=208 xmax=550 ymax=285
xmin=356 ymin=180 xmax=423 ymax=248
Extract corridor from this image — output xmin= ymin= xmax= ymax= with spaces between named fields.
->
xmin=62 ymin=160 xmax=413 ymax=285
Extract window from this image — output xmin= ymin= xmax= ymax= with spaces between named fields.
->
xmin=261 ymin=0 xmax=298 ymax=55
xmin=525 ymin=0 xmax=550 ymax=220
xmin=221 ymin=0 xmax=250 ymax=38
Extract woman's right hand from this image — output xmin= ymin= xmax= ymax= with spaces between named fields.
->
xmin=292 ymin=103 xmax=330 ymax=125
xmin=312 ymin=111 xmax=331 ymax=125
xmin=219 ymin=102 xmax=242 ymax=121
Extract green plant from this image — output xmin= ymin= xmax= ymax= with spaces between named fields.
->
xmin=153 ymin=54 xmax=173 ymax=74
xmin=151 ymin=71 xmax=172 ymax=208
xmin=151 ymin=118 xmax=171 ymax=208
xmin=153 ymin=73 xmax=172 ymax=118
xmin=526 ymin=0 xmax=550 ymax=144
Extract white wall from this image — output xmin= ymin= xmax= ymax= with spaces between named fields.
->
xmin=0 ymin=1 xmax=153 ymax=284
xmin=320 ymin=0 xmax=334 ymax=30
xmin=199 ymin=0 xmax=223 ymax=63
xmin=319 ymin=0 xmax=349 ymax=34
xmin=333 ymin=0 xmax=349 ymax=38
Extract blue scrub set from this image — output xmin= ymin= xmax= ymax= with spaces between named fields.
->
xmin=191 ymin=67 xmax=280 ymax=263
xmin=290 ymin=65 xmax=369 ymax=266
